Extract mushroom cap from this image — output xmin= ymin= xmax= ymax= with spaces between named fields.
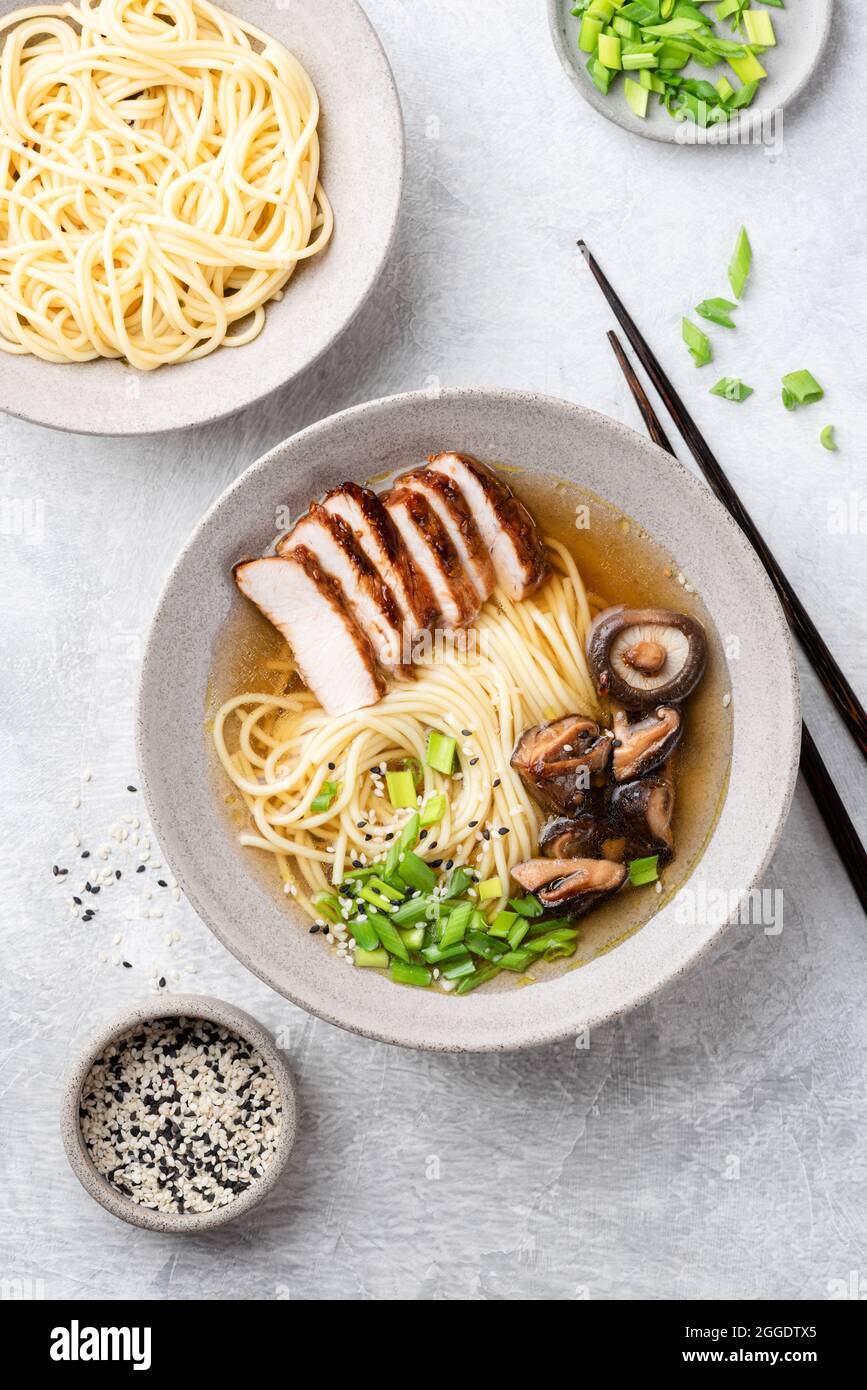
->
xmin=586 ymin=606 xmax=707 ymax=710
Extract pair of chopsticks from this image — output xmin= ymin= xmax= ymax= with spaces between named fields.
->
xmin=578 ymin=241 xmax=867 ymax=917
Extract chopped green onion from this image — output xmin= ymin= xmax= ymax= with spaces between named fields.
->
xmin=397 ymin=850 xmax=436 ymax=894
xmin=743 ymin=9 xmax=775 ymax=45
xmin=421 ymin=942 xmax=469 ymax=965
xmin=340 ymin=865 xmax=377 ymax=881
xmin=727 ymin=78 xmax=759 ymax=109
xmin=385 ymin=769 xmax=416 ymax=809
xmin=579 ymin=12 xmax=605 ymax=51
xmin=441 ymin=956 xmax=478 ymax=981
xmin=348 ymin=916 xmax=381 ymax=952
xmin=781 ymin=386 xmax=795 ymax=410
xmin=390 ymin=894 xmax=433 ymax=927
xmin=628 ymin=854 xmax=660 ymax=886
xmin=367 ymin=875 xmax=403 ymax=902
xmin=399 ymin=926 xmax=425 ymax=951
xmin=488 ymin=909 xmax=518 ymax=939
xmin=443 ymin=865 xmax=475 ymax=899
xmin=710 ymin=376 xmax=753 ymax=402
xmin=820 ymin=424 xmax=837 ymax=452
xmin=354 ymin=948 xmax=389 ymax=969
xmin=507 ymin=917 xmax=530 ymax=950
xmin=357 ymin=884 xmax=395 ymax=911
xmin=682 ymin=318 xmax=712 ymax=367
xmin=439 ymin=900 xmax=474 ymax=950
xmin=419 ymin=794 xmax=446 ymax=827
xmin=727 ymin=50 xmax=766 ymax=83
xmin=597 ymin=32 xmax=622 ymax=68
xmin=715 ymin=74 xmax=735 ymax=101
xmin=390 ymin=960 xmax=431 ymax=988
xmin=781 ymin=369 xmax=824 ymax=406
xmin=466 ymin=930 xmax=508 ymax=963
xmin=586 ymin=53 xmax=614 ymax=94
xmin=425 ymin=730 xmax=457 ymax=776
xmin=495 ymin=949 xmax=535 ymax=973
xmin=367 ymin=911 xmax=410 ymax=961
xmin=398 ymin=811 xmax=420 ymax=852
xmin=727 ymin=225 xmax=752 ymax=299
xmin=624 ymin=76 xmax=649 ymax=115
xmin=695 ymin=297 xmax=737 ymax=329
xmin=311 ymin=780 xmax=339 ymax=813
xmin=523 ymin=929 xmax=581 ymax=954
xmin=477 ymin=876 xmax=502 ymax=902
xmin=509 ymin=895 xmax=544 ymax=919
xmin=311 ymin=891 xmax=342 ymax=924
xmin=456 ymin=963 xmax=501 ymax=995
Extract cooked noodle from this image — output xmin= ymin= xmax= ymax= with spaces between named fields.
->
xmin=0 ymin=0 xmax=332 ymax=368
xmin=213 ymin=539 xmax=602 ymax=922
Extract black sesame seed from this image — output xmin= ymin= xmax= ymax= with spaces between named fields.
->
xmin=461 ymin=729 xmax=471 ymax=737
xmin=115 ymin=870 xmax=122 ymax=880
xmin=384 ymin=833 xmax=394 ymax=842
xmin=327 ymin=762 xmax=335 ymax=771
xmin=127 ymin=785 xmax=137 ymax=792
xmin=81 ymin=850 xmax=90 ymax=859
xmin=468 ymin=820 xmax=478 ymax=828
xmin=469 ymin=757 xmax=479 ymax=766
xmin=498 ymin=827 xmax=509 ymax=836
xmin=158 ymin=977 xmax=166 ymax=988
xmin=309 ymin=925 xmax=320 ymax=934
xmin=136 ymin=865 xmax=146 ymax=874
xmin=73 ymin=896 xmax=82 ymax=905
xmin=482 ymin=829 xmax=491 ymax=841
xmin=419 ymin=829 xmax=428 ymax=840
xmin=122 ymin=961 xmax=132 ymax=969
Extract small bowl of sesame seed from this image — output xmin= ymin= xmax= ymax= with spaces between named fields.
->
xmin=61 ymin=995 xmax=296 ymax=1233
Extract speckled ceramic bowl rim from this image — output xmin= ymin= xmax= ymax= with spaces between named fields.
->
xmin=546 ymin=0 xmax=834 ymax=147
xmin=61 ymin=994 xmax=297 ymax=1233
xmin=137 ymin=387 xmax=801 ymax=1052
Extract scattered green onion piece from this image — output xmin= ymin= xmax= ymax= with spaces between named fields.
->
xmin=587 ymin=0 xmax=616 ymax=20
xmin=507 ymin=918 xmax=530 ymax=950
xmin=442 ymin=865 xmax=475 ymax=900
xmin=425 ymin=730 xmax=457 ymax=775
xmin=597 ymin=32 xmax=622 ymax=68
xmin=358 ymin=884 xmax=395 ymax=911
xmin=385 ymin=769 xmax=416 ymax=809
xmin=509 ymin=895 xmax=544 ymax=919
xmin=727 ymin=50 xmax=766 ymax=83
xmin=715 ymin=74 xmax=735 ymax=101
xmin=527 ymin=916 xmax=573 ymax=936
xmin=586 ymin=53 xmax=614 ymax=94
xmin=367 ymin=875 xmax=403 ymax=902
xmin=612 ymin=16 xmax=641 ymax=41
xmin=441 ymin=956 xmax=478 ymax=981
xmin=354 ymin=948 xmax=389 ymax=970
xmin=488 ymin=909 xmax=518 ymax=939
xmin=682 ymin=317 xmax=712 ymax=367
xmin=695 ymin=297 xmax=737 ymax=329
xmin=820 ymin=424 xmax=837 ymax=452
xmin=780 ymin=369 xmax=824 ymax=406
xmin=579 ymin=12 xmax=604 ymax=51
xmin=743 ymin=9 xmax=775 ymax=45
xmin=523 ymin=929 xmax=581 ymax=954
xmin=390 ymin=895 xmax=433 ymax=927
xmin=367 ymin=911 xmax=410 ymax=961
xmin=348 ymin=916 xmax=381 ymax=952
xmin=421 ymin=943 xmax=470 ymax=965
xmin=628 ymin=854 xmax=660 ymax=886
xmin=390 ymin=960 xmax=431 ymax=988
xmin=477 ymin=876 xmax=502 ymax=902
xmin=397 ymin=850 xmax=436 ymax=894
xmin=622 ymin=50 xmax=658 ymax=70
xmin=727 ymin=78 xmax=759 ymax=109
xmin=311 ymin=891 xmax=342 ymax=925
xmin=495 ymin=949 xmax=535 ymax=973
xmin=466 ymin=930 xmax=508 ymax=963
xmin=419 ymin=795 xmax=446 ymax=827
xmin=439 ymin=900 xmax=474 ymax=950
xmin=340 ymin=865 xmax=377 ymax=883
xmin=310 ymin=780 xmax=339 ymax=813
xmin=399 ymin=810 xmax=420 ymax=851
xmin=624 ymin=76 xmax=649 ymax=115
xmin=643 ymin=18 xmax=702 ymax=36
xmin=399 ymin=926 xmax=425 ymax=952
xmin=727 ymin=225 xmax=752 ymax=299
xmin=456 ymin=963 xmax=501 ymax=995
xmin=709 ymin=377 xmax=753 ymax=402
xmin=781 ymin=386 xmax=795 ymax=410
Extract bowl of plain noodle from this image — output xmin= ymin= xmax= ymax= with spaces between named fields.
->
xmin=0 ymin=0 xmax=403 ymax=434
xmin=137 ymin=388 xmax=800 ymax=1052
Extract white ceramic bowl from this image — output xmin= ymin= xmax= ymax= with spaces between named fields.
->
xmin=137 ymin=388 xmax=800 ymax=1052
xmin=0 ymin=0 xmax=404 ymax=434
xmin=547 ymin=0 xmax=834 ymax=146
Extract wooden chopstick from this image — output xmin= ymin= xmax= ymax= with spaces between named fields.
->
xmin=607 ymin=327 xmax=867 ymax=917
xmin=580 ymin=239 xmax=867 ymax=765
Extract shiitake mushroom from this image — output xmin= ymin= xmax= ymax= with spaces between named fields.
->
xmin=586 ymin=606 xmax=707 ymax=711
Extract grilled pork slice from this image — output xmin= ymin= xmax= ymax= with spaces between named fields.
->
xmin=425 ymin=451 xmax=549 ymax=601
xmin=322 ymin=482 xmax=437 ymax=639
xmin=396 ymin=467 xmax=494 ymax=605
xmin=234 ymin=552 xmax=384 ymax=717
xmin=278 ymin=502 xmax=403 ymax=670
xmin=384 ymin=487 xmax=481 ymax=629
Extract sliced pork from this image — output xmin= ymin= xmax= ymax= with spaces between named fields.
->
xmin=322 ymin=482 xmax=437 ymax=640
xmin=384 ymin=487 xmax=481 ymax=630
xmin=234 ymin=552 xmax=384 ymax=717
xmin=396 ymin=467 xmax=494 ymax=605
xmin=425 ymin=451 xmax=549 ymax=601
xmin=278 ymin=502 xmax=404 ymax=670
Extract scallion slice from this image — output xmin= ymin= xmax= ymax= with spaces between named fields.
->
xmin=397 ymin=850 xmax=436 ymax=894
xmin=367 ymin=911 xmax=410 ymax=961
xmin=743 ymin=9 xmax=775 ymax=46
xmin=441 ymin=955 xmax=478 ymax=981
xmin=389 ymin=960 xmax=432 ymax=988
xmin=425 ymin=730 xmax=457 ymax=775
xmin=419 ymin=794 xmax=446 ymax=827
xmin=628 ymin=854 xmax=660 ymax=886
xmin=348 ymin=916 xmax=381 ymax=952
xmin=385 ymin=769 xmax=416 ymax=809
xmin=682 ymin=317 xmax=712 ymax=367
xmin=727 ymin=225 xmax=752 ymax=299
xmin=709 ymin=376 xmax=753 ymax=402
xmin=477 ymin=876 xmax=502 ymax=902
xmin=398 ymin=811 xmax=420 ymax=852
xmin=310 ymin=780 xmax=339 ymax=813
xmin=354 ymin=948 xmax=389 ymax=970
xmin=442 ymin=865 xmax=475 ymax=899
xmin=311 ymin=891 xmax=342 ymax=924
xmin=439 ymin=900 xmax=473 ymax=950
xmin=494 ymin=949 xmax=534 ymax=973
xmin=508 ymin=894 xmax=544 ymax=919
xmin=488 ymin=909 xmax=518 ymax=939
xmin=456 ymin=963 xmax=501 ymax=995
xmin=820 ymin=424 xmax=837 ymax=452
xmin=695 ymin=297 xmax=737 ymax=329
xmin=781 ymin=369 xmax=824 ymax=406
